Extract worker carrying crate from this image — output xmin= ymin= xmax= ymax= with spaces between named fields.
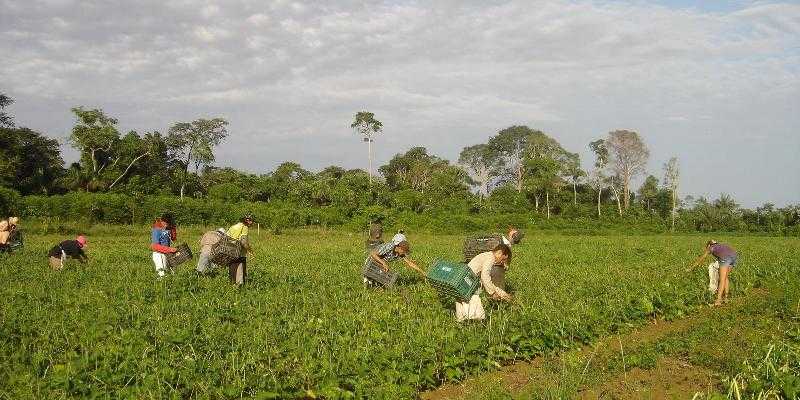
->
xmin=430 ymin=243 xmax=514 ymax=322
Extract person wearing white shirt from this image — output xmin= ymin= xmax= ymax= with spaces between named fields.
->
xmin=456 ymin=244 xmax=513 ymax=321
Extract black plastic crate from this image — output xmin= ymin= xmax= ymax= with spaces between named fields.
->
xmin=362 ymin=259 xmax=398 ymax=288
xmin=167 ymin=243 xmax=193 ymax=267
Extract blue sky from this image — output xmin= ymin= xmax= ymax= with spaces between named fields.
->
xmin=1 ymin=0 xmax=798 ymax=207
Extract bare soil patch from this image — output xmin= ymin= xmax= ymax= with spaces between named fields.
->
xmin=577 ymin=357 xmax=718 ymax=400
xmin=422 ymin=290 xmax=767 ymax=400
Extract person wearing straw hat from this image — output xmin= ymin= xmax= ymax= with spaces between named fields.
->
xmin=196 ymin=228 xmax=227 ymax=274
xmin=689 ymin=240 xmax=738 ymax=306
xmin=47 ymin=235 xmax=88 ymax=270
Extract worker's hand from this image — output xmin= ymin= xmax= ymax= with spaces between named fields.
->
xmin=381 ymin=262 xmax=390 ymax=273
xmin=491 ymin=291 xmax=511 ymax=301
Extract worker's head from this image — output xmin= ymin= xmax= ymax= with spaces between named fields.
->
xmin=161 ymin=213 xmax=175 ymax=228
xmin=508 ymin=227 xmax=523 ymax=244
xmin=242 ymin=214 xmax=255 ymax=226
xmin=8 ymin=216 xmax=19 ymax=226
xmin=76 ymin=235 xmax=87 ymax=248
xmin=394 ymin=240 xmax=411 ymax=256
xmin=217 ymin=228 xmax=226 ymax=234
xmin=706 ymin=239 xmax=718 ymax=249
xmin=492 ymin=243 xmax=512 ymax=266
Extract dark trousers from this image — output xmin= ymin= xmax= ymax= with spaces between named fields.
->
xmin=229 ymin=257 xmax=247 ymax=285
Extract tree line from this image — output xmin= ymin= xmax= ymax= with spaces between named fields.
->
xmin=1 ymin=92 xmax=797 ymax=234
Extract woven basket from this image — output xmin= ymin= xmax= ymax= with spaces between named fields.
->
xmin=166 ymin=243 xmax=193 ymax=268
xmin=210 ymin=238 xmax=243 ymax=265
xmin=462 ymin=234 xmax=502 ymax=262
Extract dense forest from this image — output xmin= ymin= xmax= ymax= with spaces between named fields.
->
xmin=1 ymin=92 xmax=797 ymax=234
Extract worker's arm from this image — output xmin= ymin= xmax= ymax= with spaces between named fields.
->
xmin=241 ymin=236 xmax=253 ymax=254
xmin=480 ymin=257 xmax=511 ymax=301
xmin=370 ymin=251 xmax=389 ymax=271
xmin=402 ymin=257 xmax=426 ymax=276
xmin=688 ymin=249 xmax=710 ymax=269
xmin=150 ymin=243 xmax=177 ymax=253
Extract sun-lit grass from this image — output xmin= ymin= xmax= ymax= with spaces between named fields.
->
xmin=0 ymin=227 xmax=797 ymax=398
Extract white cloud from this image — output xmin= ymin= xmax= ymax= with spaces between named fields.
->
xmin=192 ymin=26 xmax=230 ymax=42
xmin=201 ymin=4 xmax=220 ymax=18
xmin=246 ymin=13 xmax=270 ymax=26
xmin=0 ymin=0 xmax=798 ymax=206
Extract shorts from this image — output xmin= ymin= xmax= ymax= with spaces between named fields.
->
xmin=718 ymin=254 xmax=737 ymax=268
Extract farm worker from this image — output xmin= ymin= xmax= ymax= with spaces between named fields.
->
xmin=491 ymin=227 xmax=521 ymax=291
xmin=367 ymin=219 xmax=383 ymax=246
xmin=150 ymin=213 xmax=178 ymax=278
xmin=689 ymin=240 xmax=738 ymax=306
xmin=363 ymin=238 xmax=425 ymax=286
xmin=501 ymin=226 xmax=521 ymax=246
xmin=47 ymin=235 xmax=88 ymax=270
xmin=0 ymin=217 xmax=21 ymax=253
xmin=456 ymin=244 xmax=513 ymax=322
xmin=196 ymin=228 xmax=226 ymax=274
xmin=391 ymin=230 xmax=406 ymax=244
xmin=226 ymin=214 xmax=254 ymax=285
xmin=0 ymin=218 xmax=10 ymax=252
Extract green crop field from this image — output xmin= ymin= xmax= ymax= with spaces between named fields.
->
xmin=1 ymin=226 xmax=798 ymax=399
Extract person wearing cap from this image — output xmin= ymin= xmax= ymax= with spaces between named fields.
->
xmin=196 ymin=227 xmax=227 ymax=274
xmin=457 ymin=244 xmax=514 ymax=322
xmin=363 ymin=234 xmax=425 ymax=286
xmin=150 ymin=213 xmax=178 ymax=278
xmin=226 ymin=215 xmax=255 ymax=285
xmin=689 ymin=240 xmax=738 ymax=306
xmin=47 ymin=236 xmax=88 ymax=270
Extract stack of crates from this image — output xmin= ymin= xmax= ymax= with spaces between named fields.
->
xmin=426 ymin=259 xmax=480 ymax=302
xmin=167 ymin=243 xmax=193 ymax=268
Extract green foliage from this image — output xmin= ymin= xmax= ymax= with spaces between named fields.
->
xmin=350 ymin=111 xmax=382 ymax=138
xmin=0 ymin=186 xmax=21 ymax=216
xmin=0 ymin=92 xmax=13 ymax=128
xmin=207 ymin=182 xmax=244 ymax=202
xmin=0 ymin=127 xmax=64 ymax=195
xmin=0 ymin=232 xmax=796 ymax=398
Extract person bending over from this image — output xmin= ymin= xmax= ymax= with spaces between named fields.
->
xmin=690 ymin=240 xmax=738 ymax=306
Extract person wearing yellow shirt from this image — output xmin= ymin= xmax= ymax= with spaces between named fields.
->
xmin=226 ymin=214 xmax=254 ymax=285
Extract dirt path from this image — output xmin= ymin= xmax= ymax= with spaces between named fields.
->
xmin=422 ymin=290 xmax=768 ymax=400
xmin=577 ymin=357 xmax=718 ymax=400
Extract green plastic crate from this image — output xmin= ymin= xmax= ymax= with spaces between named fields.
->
xmin=426 ymin=259 xmax=480 ymax=302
